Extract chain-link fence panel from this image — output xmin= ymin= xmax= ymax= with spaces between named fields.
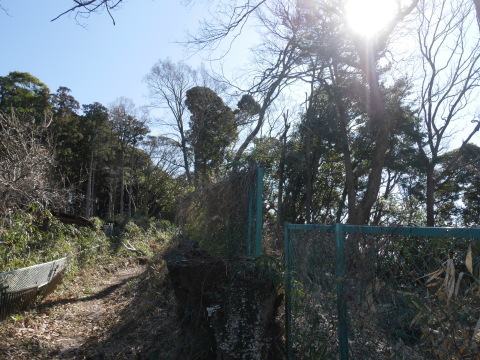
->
xmin=285 ymin=226 xmax=338 ymax=359
xmin=343 ymin=232 xmax=480 ymax=359
xmin=177 ymin=167 xmax=264 ymax=257
xmin=285 ymin=224 xmax=480 ymax=360
xmin=0 ymin=257 xmax=68 ymax=320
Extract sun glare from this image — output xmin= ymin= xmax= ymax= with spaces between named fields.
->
xmin=345 ymin=0 xmax=397 ymax=38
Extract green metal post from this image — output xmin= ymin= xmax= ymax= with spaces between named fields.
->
xmin=247 ymin=185 xmax=253 ymax=256
xmin=255 ymin=167 xmax=264 ymax=255
xmin=335 ymin=223 xmax=349 ymax=360
xmin=284 ymin=222 xmax=292 ymax=360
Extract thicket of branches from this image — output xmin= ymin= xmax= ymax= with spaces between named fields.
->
xmin=0 ymin=111 xmax=68 ymax=213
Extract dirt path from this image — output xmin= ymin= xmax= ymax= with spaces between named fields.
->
xmin=0 ymin=261 xmax=146 ymax=360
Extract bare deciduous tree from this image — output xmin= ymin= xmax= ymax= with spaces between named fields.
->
xmin=109 ymin=98 xmax=149 ymax=217
xmin=0 ymin=111 xmax=67 ymax=212
xmin=144 ymin=59 xmax=198 ymax=186
xmin=416 ymin=0 xmax=480 ymax=225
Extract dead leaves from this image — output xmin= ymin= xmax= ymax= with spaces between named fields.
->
xmin=0 ymin=263 xmax=145 ymax=359
xmin=412 ymin=245 xmax=480 ymax=358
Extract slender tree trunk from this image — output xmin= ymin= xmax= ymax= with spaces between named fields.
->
xmin=120 ymin=150 xmax=125 ymax=217
xmin=277 ymin=114 xmax=289 ymax=229
xmin=426 ymin=162 xmax=436 ymax=226
xmin=305 ymin=137 xmax=313 ymax=224
xmin=91 ymin=168 xmax=96 ymax=216
xmin=85 ymin=148 xmax=95 ymax=217
xmin=328 ymin=64 xmax=358 ymax=224
xmin=332 ymin=88 xmax=357 ymax=223
xmin=336 ymin=185 xmax=348 ymax=223
xmin=354 ymin=46 xmax=392 ymax=225
xmin=128 ymin=181 xmax=132 ymax=218
xmin=180 ymin=132 xmax=192 ymax=186
xmin=128 ymin=148 xmax=135 ymax=218
xmin=108 ymin=175 xmax=115 ymax=221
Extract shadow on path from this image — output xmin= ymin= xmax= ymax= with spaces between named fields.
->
xmin=39 ymin=272 xmax=143 ymax=308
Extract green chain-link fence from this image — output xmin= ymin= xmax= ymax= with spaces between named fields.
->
xmin=178 ymin=166 xmax=264 ymax=257
xmin=285 ymin=223 xmax=480 ymax=359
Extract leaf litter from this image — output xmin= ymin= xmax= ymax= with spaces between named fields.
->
xmin=0 ymin=255 xmax=179 ymax=360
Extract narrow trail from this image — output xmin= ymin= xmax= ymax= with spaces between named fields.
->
xmin=0 ymin=261 xmax=146 ymax=360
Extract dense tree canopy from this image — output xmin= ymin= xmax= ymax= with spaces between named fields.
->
xmin=1 ymin=0 xmax=479 ymax=229
xmin=0 ymin=72 xmax=51 ymax=120
xmin=185 ymin=86 xmax=237 ymax=185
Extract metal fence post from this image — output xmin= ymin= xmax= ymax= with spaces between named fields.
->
xmin=335 ymin=223 xmax=349 ymax=360
xmin=247 ymin=184 xmax=253 ymax=256
xmin=255 ymin=167 xmax=264 ymax=255
xmin=284 ymin=222 xmax=292 ymax=360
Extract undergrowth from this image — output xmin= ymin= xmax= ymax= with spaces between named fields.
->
xmin=0 ymin=206 xmax=174 ymax=274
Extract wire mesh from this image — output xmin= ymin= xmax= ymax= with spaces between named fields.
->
xmin=0 ymin=257 xmax=68 ymax=320
xmin=0 ymin=257 xmax=67 ymax=291
xmin=343 ymin=232 xmax=480 ymax=359
xmin=0 ymin=286 xmax=39 ymax=321
xmin=286 ymin=229 xmax=338 ymax=359
xmin=286 ymin=225 xmax=480 ymax=360
xmin=177 ymin=166 xmax=264 ymax=257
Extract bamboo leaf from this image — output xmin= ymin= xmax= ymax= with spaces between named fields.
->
xmin=445 ymin=259 xmax=455 ymax=303
xmin=472 ymin=316 xmax=480 ymax=342
xmin=365 ymin=283 xmax=376 ymax=313
xmin=454 ymin=272 xmax=464 ymax=298
xmin=466 ymin=245 xmax=473 ymax=275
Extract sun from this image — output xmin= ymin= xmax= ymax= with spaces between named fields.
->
xmin=344 ymin=0 xmax=398 ymax=38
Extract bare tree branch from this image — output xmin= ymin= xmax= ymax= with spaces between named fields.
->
xmin=51 ymin=0 xmax=124 ymax=24
xmin=185 ymin=0 xmax=268 ymax=54
xmin=416 ymin=0 xmax=480 ymax=225
xmin=0 ymin=111 xmax=68 ymax=212
xmin=0 ymin=1 xmax=11 ymax=16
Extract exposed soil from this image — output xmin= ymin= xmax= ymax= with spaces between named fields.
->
xmin=0 ymin=256 xmax=179 ymax=360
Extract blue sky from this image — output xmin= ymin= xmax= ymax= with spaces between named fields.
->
xmin=1 ymin=1 xmax=478 ymax=147
xmin=0 ymin=0 xmax=210 ymax=110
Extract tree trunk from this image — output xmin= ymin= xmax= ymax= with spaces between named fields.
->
xmin=277 ymin=115 xmax=289 ymax=230
xmin=354 ymin=46 xmax=392 ymax=225
xmin=305 ymin=136 xmax=313 ymax=224
xmin=128 ymin=147 xmax=136 ymax=218
xmin=120 ymin=151 xmax=125 ymax=217
xmin=85 ymin=149 xmax=95 ymax=217
xmin=180 ymin=133 xmax=192 ymax=186
xmin=426 ymin=162 xmax=436 ymax=226
xmin=108 ymin=176 xmax=115 ymax=221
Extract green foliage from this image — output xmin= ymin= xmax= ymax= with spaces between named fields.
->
xmin=234 ymin=94 xmax=261 ymax=127
xmin=0 ymin=209 xmax=175 ymax=275
xmin=113 ymin=217 xmax=174 ymax=258
xmin=249 ymin=253 xmax=284 ymax=288
xmin=0 ymin=71 xmax=51 ymax=119
xmin=0 ymin=208 xmax=111 ymax=273
xmin=186 ymin=86 xmax=238 ymax=184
